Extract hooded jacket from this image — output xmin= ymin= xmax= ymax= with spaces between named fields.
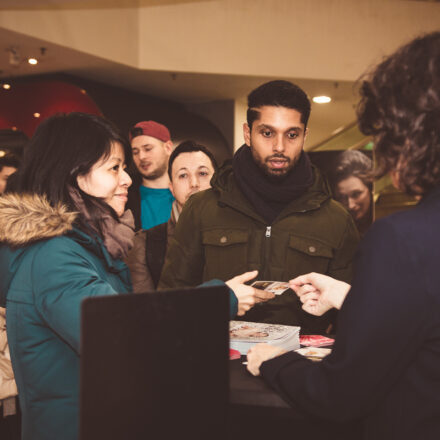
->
xmin=0 ymin=194 xmax=132 ymax=440
xmin=159 ymin=162 xmax=359 ymax=333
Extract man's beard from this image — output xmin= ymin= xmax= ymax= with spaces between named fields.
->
xmin=140 ymin=160 xmax=168 ymax=181
xmin=251 ymin=150 xmax=296 ymax=181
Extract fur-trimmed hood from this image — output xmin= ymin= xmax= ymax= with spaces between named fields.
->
xmin=0 ymin=193 xmax=77 ymax=246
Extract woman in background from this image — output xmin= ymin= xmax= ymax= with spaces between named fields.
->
xmin=331 ymin=149 xmax=373 ymax=235
xmin=247 ymin=31 xmax=440 ymax=440
xmin=0 ymin=307 xmax=19 ymax=440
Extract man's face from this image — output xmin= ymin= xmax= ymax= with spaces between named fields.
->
xmin=0 ymin=166 xmax=18 ymax=194
xmin=130 ymin=135 xmax=173 ymax=181
xmin=169 ymin=151 xmax=215 ymax=211
xmin=243 ymin=106 xmax=307 ymax=179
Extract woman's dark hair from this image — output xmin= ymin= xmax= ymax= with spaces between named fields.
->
xmin=331 ymin=150 xmax=373 ymax=192
xmin=357 ymin=31 xmax=440 ymax=196
xmin=0 ymin=153 xmax=20 ymax=172
xmin=17 ymin=112 xmax=131 ymax=235
xmin=167 ymin=140 xmax=218 ymax=181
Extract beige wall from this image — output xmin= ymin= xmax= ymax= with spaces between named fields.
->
xmin=1 ymin=0 xmax=439 ymax=148
xmin=0 ymin=8 xmax=139 ymax=66
xmin=1 ymin=1 xmax=439 ymax=81
xmin=137 ymin=0 xmax=439 ymax=80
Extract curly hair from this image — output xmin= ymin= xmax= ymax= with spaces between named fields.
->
xmin=331 ymin=150 xmax=373 ymax=192
xmin=357 ymin=31 xmax=440 ymax=196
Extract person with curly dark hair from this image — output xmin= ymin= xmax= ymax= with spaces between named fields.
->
xmin=247 ymin=31 xmax=440 ymax=440
xmin=358 ymin=32 xmax=440 ymax=197
xmin=331 ymin=150 xmax=374 ymax=235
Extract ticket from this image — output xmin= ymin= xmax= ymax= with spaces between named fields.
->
xmin=251 ymin=280 xmax=290 ymax=295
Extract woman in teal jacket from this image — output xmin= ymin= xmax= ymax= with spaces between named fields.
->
xmin=0 ymin=113 xmax=135 ymax=440
xmin=0 ymin=112 xmax=269 ymax=440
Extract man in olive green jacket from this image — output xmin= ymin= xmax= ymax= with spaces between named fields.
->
xmin=159 ymin=80 xmax=359 ymax=333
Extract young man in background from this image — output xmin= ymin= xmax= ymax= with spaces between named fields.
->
xmin=127 ymin=121 xmax=174 ymax=230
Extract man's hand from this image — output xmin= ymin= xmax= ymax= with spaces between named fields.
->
xmin=226 ymin=271 xmax=275 ymax=316
xmin=289 ymin=272 xmax=351 ymax=316
xmin=246 ymin=343 xmax=287 ymax=376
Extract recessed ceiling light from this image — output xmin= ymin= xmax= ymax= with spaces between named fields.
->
xmin=28 ymin=58 xmax=38 ymax=65
xmin=33 ymin=112 xmax=41 ymax=118
xmin=313 ymin=96 xmax=331 ymax=104
xmin=2 ymin=83 xmax=11 ymax=90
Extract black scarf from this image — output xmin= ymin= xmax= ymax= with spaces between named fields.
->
xmin=232 ymin=145 xmax=314 ymax=224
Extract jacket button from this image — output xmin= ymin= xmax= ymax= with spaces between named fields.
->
xmin=308 ymin=246 xmax=316 ymax=253
xmin=220 ymin=236 xmax=227 ymax=244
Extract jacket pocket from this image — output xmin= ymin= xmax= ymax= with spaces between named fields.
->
xmin=286 ymin=234 xmax=334 ymax=278
xmin=202 ymin=228 xmax=249 ymax=280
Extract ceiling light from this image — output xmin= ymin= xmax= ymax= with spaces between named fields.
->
xmin=28 ymin=58 xmax=38 ymax=65
xmin=33 ymin=112 xmax=41 ymax=118
xmin=313 ymin=96 xmax=331 ymax=104
xmin=2 ymin=83 xmax=11 ymax=90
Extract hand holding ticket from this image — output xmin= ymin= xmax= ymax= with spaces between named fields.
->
xmin=289 ymin=273 xmax=351 ymax=315
xmin=226 ymin=271 xmax=274 ymax=316
xmin=251 ymin=280 xmax=291 ymax=295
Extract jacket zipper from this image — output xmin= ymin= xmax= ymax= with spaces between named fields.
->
xmin=263 ymin=226 xmax=272 ymax=279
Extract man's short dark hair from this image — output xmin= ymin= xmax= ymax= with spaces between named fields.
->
xmin=168 ymin=140 xmax=218 ymax=181
xmin=0 ymin=153 xmax=20 ymax=172
xmin=246 ymin=80 xmax=311 ymax=129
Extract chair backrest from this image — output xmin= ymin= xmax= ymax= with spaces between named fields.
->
xmin=80 ymin=286 xmax=229 ymax=440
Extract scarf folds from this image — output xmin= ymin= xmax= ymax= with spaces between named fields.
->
xmin=170 ymin=200 xmax=180 ymax=226
xmin=232 ymin=145 xmax=314 ymax=224
xmin=68 ymin=186 xmax=135 ymax=260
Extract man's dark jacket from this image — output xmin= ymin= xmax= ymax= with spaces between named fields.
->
xmin=159 ymin=162 xmax=359 ymax=333
xmin=260 ymin=186 xmax=440 ymax=440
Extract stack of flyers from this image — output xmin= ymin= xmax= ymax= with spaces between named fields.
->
xmin=251 ymin=280 xmax=290 ymax=295
xmin=229 ymin=321 xmax=300 ymax=355
xmin=299 ymin=335 xmax=334 ymax=347
xmin=295 ymin=346 xmax=332 ymax=361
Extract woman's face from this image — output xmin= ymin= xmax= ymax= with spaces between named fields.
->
xmin=77 ymin=142 xmax=132 ymax=216
xmin=336 ymin=176 xmax=371 ymax=221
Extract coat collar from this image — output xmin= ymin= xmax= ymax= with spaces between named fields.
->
xmin=0 ymin=193 xmax=77 ymax=247
xmin=67 ymin=226 xmax=128 ymax=274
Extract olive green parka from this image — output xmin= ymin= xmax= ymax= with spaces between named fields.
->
xmin=159 ymin=162 xmax=359 ymax=333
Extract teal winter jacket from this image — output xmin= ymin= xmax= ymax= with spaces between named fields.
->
xmin=0 ymin=194 xmax=132 ymax=440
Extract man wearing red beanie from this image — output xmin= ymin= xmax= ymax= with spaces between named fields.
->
xmin=127 ymin=121 xmax=174 ymax=230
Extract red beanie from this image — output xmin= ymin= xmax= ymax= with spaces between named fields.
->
xmin=129 ymin=120 xmax=171 ymax=142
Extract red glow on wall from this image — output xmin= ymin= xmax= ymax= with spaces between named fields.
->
xmin=0 ymin=80 xmax=102 ymax=137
